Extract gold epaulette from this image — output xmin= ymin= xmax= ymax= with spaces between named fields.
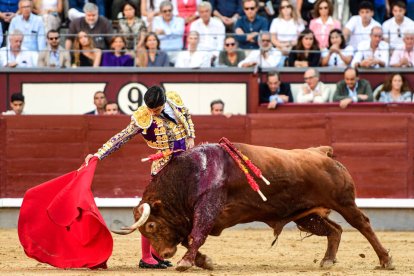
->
xmin=166 ymin=91 xmax=184 ymax=108
xmin=132 ymin=105 xmax=153 ymax=130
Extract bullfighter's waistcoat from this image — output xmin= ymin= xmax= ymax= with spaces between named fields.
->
xmin=96 ymin=91 xmax=195 ymax=175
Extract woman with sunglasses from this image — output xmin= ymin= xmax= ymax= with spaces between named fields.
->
xmin=269 ymin=0 xmax=304 ymax=56
xmin=218 ymin=35 xmax=246 ymax=67
xmin=309 ymin=0 xmax=340 ymax=49
xmin=288 ymin=28 xmax=320 ymax=67
xmin=321 ymin=29 xmax=353 ymax=67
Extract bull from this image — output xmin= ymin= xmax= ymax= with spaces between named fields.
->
xmin=113 ymin=143 xmax=394 ymax=271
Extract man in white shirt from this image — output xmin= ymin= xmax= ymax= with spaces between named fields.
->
xmin=238 ymin=32 xmax=282 ymax=68
xmin=175 ymin=31 xmax=211 ymax=68
xmin=189 ymin=1 xmax=225 ymax=59
xmin=8 ymin=0 xmax=45 ymax=51
xmin=151 ymin=1 xmax=185 ymax=52
xmin=1 ymin=93 xmax=25 ymax=115
xmin=343 ymin=1 xmax=380 ymax=49
xmin=351 ymin=26 xmax=389 ymax=68
xmin=390 ymin=30 xmax=414 ymax=67
xmin=296 ymin=68 xmax=331 ymax=103
xmin=0 ymin=29 xmax=38 ymax=67
xmin=382 ymin=1 xmax=414 ymax=50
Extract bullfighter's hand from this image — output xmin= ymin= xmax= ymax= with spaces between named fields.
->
xmin=84 ymin=154 xmax=94 ymax=165
xmin=187 ymin=138 xmax=195 ymax=149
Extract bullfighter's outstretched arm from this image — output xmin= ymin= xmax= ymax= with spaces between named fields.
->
xmin=95 ymin=119 xmax=142 ymax=160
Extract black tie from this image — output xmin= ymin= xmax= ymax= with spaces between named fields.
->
xmin=161 ymin=110 xmax=176 ymax=124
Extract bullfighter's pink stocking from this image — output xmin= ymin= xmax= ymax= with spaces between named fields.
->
xmin=141 ymin=235 xmax=158 ymax=264
xmin=150 ymin=247 xmax=164 ymax=261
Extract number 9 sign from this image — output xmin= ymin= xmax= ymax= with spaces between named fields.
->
xmin=117 ymin=83 xmax=148 ymax=115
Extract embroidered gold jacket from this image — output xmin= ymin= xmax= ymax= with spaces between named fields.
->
xmin=95 ymin=91 xmax=195 ymax=175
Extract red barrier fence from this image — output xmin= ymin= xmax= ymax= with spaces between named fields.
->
xmin=1 ymin=110 xmax=413 ymax=199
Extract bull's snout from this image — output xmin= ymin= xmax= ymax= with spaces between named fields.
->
xmin=161 ymin=247 xmax=177 ymax=259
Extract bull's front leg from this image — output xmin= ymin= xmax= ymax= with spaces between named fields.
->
xmin=176 ymin=189 xmax=226 ymax=271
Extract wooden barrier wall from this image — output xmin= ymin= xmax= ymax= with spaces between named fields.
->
xmin=1 ymin=111 xmax=413 ymax=199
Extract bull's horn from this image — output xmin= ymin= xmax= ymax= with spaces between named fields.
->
xmin=125 ymin=203 xmax=151 ymax=230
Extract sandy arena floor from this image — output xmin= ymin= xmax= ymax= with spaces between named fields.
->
xmin=0 ymin=228 xmax=413 ymax=276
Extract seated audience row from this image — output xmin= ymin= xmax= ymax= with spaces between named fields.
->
xmin=259 ymin=68 xmax=414 ymax=109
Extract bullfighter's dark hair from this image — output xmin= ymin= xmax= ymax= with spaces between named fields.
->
xmin=11 ymin=93 xmax=24 ymax=103
xmin=145 ymin=85 xmax=166 ymax=109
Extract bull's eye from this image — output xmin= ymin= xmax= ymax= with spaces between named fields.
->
xmin=145 ymin=222 xmax=156 ymax=233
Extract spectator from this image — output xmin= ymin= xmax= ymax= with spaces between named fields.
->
xmin=288 ymin=29 xmax=321 ymax=67
xmin=171 ymin=0 xmax=202 ymax=38
xmin=210 ymin=99 xmax=224 ymax=115
xmin=137 ymin=32 xmax=170 ymax=67
xmin=234 ymin=0 xmax=269 ymax=49
xmin=296 ymin=68 xmax=331 ymax=103
xmin=333 ymin=67 xmax=373 ymax=109
xmin=72 ymin=31 xmax=102 ymax=67
xmin=343 ymin=1 xmax=380 ymax=49
xmin=140 ymin=0 xmax=164 ymax=24
xmin=175 ymin=30 xmax=211 ymax=68
xmin=0 ymin=0 xmax=19 ymax=46
xmin=65 ymin=3 xmax=113 ymax=51
xmin=111 ymin=0 xmax=139 ymax=20
xmin=151 ymin=1 xmax=185 ymax=54
xmin=0 ymin=29 xmax=38 ymax=67
xmin=390 ymin=30 xmax=414 ymax=68
xmin=210 ymin=0 xmax=243 ymax=32
xmin=101 ymin=36 xmax=134 ymax=67
xmin=85 ymin=91 xmax=107 ymax=115
xmin=269 ymin=0 xmax=304 ymax=56
xmin=351 ymin=26 xmax=389 ymax=68
xmin=238 ymin=32 xmax=282 ymax=68
xmin=33 ymin=0 xmax=63 ymax=33
xmin=1 ymin=92 xmax=25 ymax=115
xmin=321 ymin=29 xmax=354 ymax=67
xmin=257 ymin=0 xmax=278 ymax=21
xmin=296 ymin=0 xmax=315 ymax=24
xmin=309 ymin=0 xmax=341 ymax=50
xmin=382 ymin=1 xmax=414 ymax=50
xmin=68 ymin=0 xmax=105 ymax=20
xmin=259 ymin=71 xmax=293 ymax=109
xmin=104 ymin=101 xmax=121 ymax=115
xmin=377 ymin=73 xmax=412 ymax=103
xmin=190 ymin=1 xmax=225 ymax=59
xmin=118 ymin=0 xmax=147 ymax=50
xmin=9 ymin=0 xmax=45 ymax=51
xmin=38 ymin=29 xmax=71 ymax=68
xmin=218 ymin=35 xmax=245 ymax=67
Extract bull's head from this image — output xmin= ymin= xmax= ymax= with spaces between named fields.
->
xmin=135 ymin=201 xmax=184 ymax=259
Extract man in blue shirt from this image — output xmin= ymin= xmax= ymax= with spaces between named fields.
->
xmin=234 ymin=0 xmax=268 ymax=49
xmin=210 ymin=0 xmax=243 ymax=32
xmin=8 ymin=0 xmax=45 ymax=51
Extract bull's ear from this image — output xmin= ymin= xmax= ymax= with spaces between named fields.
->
xmin=145 ymin=222 xmax=157 ymax=233
xmin=151 ymin=200 xmax=163 ymax=211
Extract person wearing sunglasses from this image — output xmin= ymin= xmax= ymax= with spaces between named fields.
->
xmin=234 ymin=0 xmax=269 ymax=49
xmin=382 ymin=1 xmax=414 ymax=51
xmin=151 ymin=0 xmax=185 ymax=55
xmin=309 ymin=0 xmax=340 ymax=50
xmin=218 ymin=35 xmax=246 ymax=67
xmin=38 ymin=29 xmax=71 ymax=68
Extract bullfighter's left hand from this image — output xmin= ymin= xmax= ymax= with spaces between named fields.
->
xmin=187 ymin=138 xmax=195 ymax=149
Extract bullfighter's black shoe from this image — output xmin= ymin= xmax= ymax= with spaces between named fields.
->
xmin=152 ymin=254 xmax=173 ymax=267
xmin=139 ymin=259 xmax=167 ymax=269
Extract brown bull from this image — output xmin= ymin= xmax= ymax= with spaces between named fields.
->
xmin=114 ymin=143 xmax=393 ymax=271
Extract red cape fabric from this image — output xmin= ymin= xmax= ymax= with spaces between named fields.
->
xmin=18 ymin=157 xmax=113 ymax=268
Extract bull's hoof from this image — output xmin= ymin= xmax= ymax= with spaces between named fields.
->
xmin=195 ymin=254 xmax=214 ymax=270
xmin=176 ymin=259 xmax=193 ymax=271
xmin=320 ymin=258 xmax=336 ymax=268
xmin=376 ymin=256 xmax=395 ymax=270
